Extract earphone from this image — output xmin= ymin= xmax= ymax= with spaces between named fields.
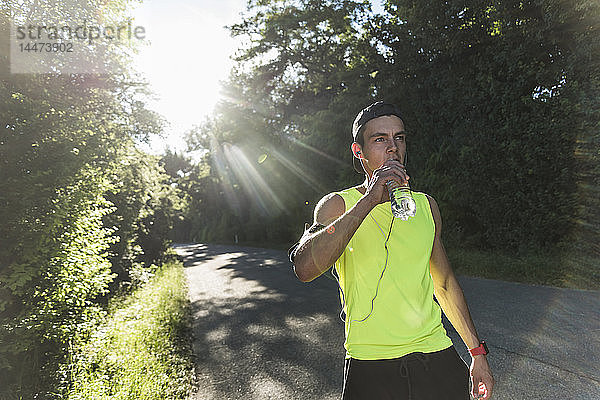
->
xmin=352 ymin=142 xmax=365 ymax=160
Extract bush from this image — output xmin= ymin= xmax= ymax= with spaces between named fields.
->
xmin=64 ymin=260 xmax=194 ymax=400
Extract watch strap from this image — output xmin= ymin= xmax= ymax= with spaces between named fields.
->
xmin=469 ymin=341 xmax=489 ymax=356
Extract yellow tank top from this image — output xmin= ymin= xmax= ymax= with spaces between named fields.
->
xmin=334 ymin=187 xmax=452 ymax=360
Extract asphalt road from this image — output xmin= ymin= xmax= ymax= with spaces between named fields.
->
xmin=174 ymin=243 xmax=600 ymax=400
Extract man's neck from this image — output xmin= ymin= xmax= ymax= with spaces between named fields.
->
xmin=359 ymin=176 xmax=369 ymax=194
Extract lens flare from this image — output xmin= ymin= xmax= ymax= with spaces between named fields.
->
xmin=222 ymin=143 xmax=284 ymax=216
xmin=267 ymin=146 xmax=329 ymax=194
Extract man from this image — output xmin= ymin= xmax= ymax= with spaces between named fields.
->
xmin=289 ymin=101 xmax=494 ymax=399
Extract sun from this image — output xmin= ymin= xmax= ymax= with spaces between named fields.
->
xmin=130 ymin=0 xmax=241 ymax=153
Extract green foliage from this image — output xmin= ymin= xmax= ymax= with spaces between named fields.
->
xmin=180 ymin=0 xmax=598 ymax=284
xmin=0 ymin=1 xmax=183 ymax=397
xmin=0 ymin=164 xmax=118 ymax=395
xmin=64 ymin=260 xmax=194 ymax=400
xmin=104 ymin=146 xmax=186 ymax=289
xmin=448 ymin=246 xmax=599 ymax=290
xmin=371 ymin=0 xmax=594 ymax=250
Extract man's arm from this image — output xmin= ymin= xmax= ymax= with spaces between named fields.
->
xmin=427 ymin=195 xmax=495 ymax=400
xmin=293 ymin=159 xmax=410 ymax=282
xmin=292 ymin=192 xmax=376 ymax=282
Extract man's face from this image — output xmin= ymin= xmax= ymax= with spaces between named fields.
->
xmin=356 ymin=115 xmax=407 ymax=176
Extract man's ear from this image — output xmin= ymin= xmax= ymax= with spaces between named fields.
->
xmin=351 ymin=142 xmax=363 ymax=159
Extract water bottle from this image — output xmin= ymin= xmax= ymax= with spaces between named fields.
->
xmin=386 ymin=181 xmax=417 ymax=220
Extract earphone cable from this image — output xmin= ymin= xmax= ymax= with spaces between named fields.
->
xmin=332 ymin=214 xmax=395 ymax=323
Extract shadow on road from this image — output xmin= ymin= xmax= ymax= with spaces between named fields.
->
xmin=175 ymin=243 xmax=345 ymax=399
xmin=174 ymin=243 xmax=600 ymax=400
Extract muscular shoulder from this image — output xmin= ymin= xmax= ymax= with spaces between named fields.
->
xmin=425 ymin=194 xmax=442 ymax=235
xmin=314 ymin=192 xmax=345 ymax=225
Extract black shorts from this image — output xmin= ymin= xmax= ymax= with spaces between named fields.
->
xmin=341 ymin=347 xmax=469 ymax=400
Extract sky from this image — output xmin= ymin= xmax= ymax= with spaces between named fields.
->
xmin=130 ymin=0 xmax=247 ymax=155
xmin=130 ymin=0 xmax=385 ymax=156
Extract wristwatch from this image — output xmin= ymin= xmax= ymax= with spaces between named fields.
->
xmin=469 ymin=341 xmax=489 ymax=356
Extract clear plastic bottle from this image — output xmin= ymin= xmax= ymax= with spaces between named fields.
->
xmin=386 ymin=181 xmax=417 ymax=220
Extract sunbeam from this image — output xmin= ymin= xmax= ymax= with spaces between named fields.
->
xmin=222 ymin=144 xmax=285 ymax=216
xmin=209 ymin=135 xmax=242 ymax=216
xmin=266 ymin=146 xmax=330 ymax=194
xmin=287 ymin=136 xmax=347 ymax=166
xmin=216 ymin=94 xmax=347 ymax=169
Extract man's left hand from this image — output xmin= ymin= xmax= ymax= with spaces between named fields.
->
xmin=470 ymin=355 xmax=494 ymax=399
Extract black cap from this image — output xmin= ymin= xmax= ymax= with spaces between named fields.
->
xmin=351 ymin=101 xmax=404 ymax=174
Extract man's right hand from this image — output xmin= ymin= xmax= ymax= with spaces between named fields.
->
xmin=364 ymin=159 xmax=410 ymax=205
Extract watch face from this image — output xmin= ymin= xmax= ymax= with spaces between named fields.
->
xmin=482 ymin=341 xmax=489 ymax=354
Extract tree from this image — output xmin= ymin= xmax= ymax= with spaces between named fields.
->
xmin=0 ymin=1 xmax=182 ymax=396
xmin=185 ymin=0 xmax=598 ymax=257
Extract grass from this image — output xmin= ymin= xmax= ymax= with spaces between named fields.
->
xmin=447 ymin=246 xmax=599 ymax=291
xmin=65 ymin=260 xmax=194 ymax=400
